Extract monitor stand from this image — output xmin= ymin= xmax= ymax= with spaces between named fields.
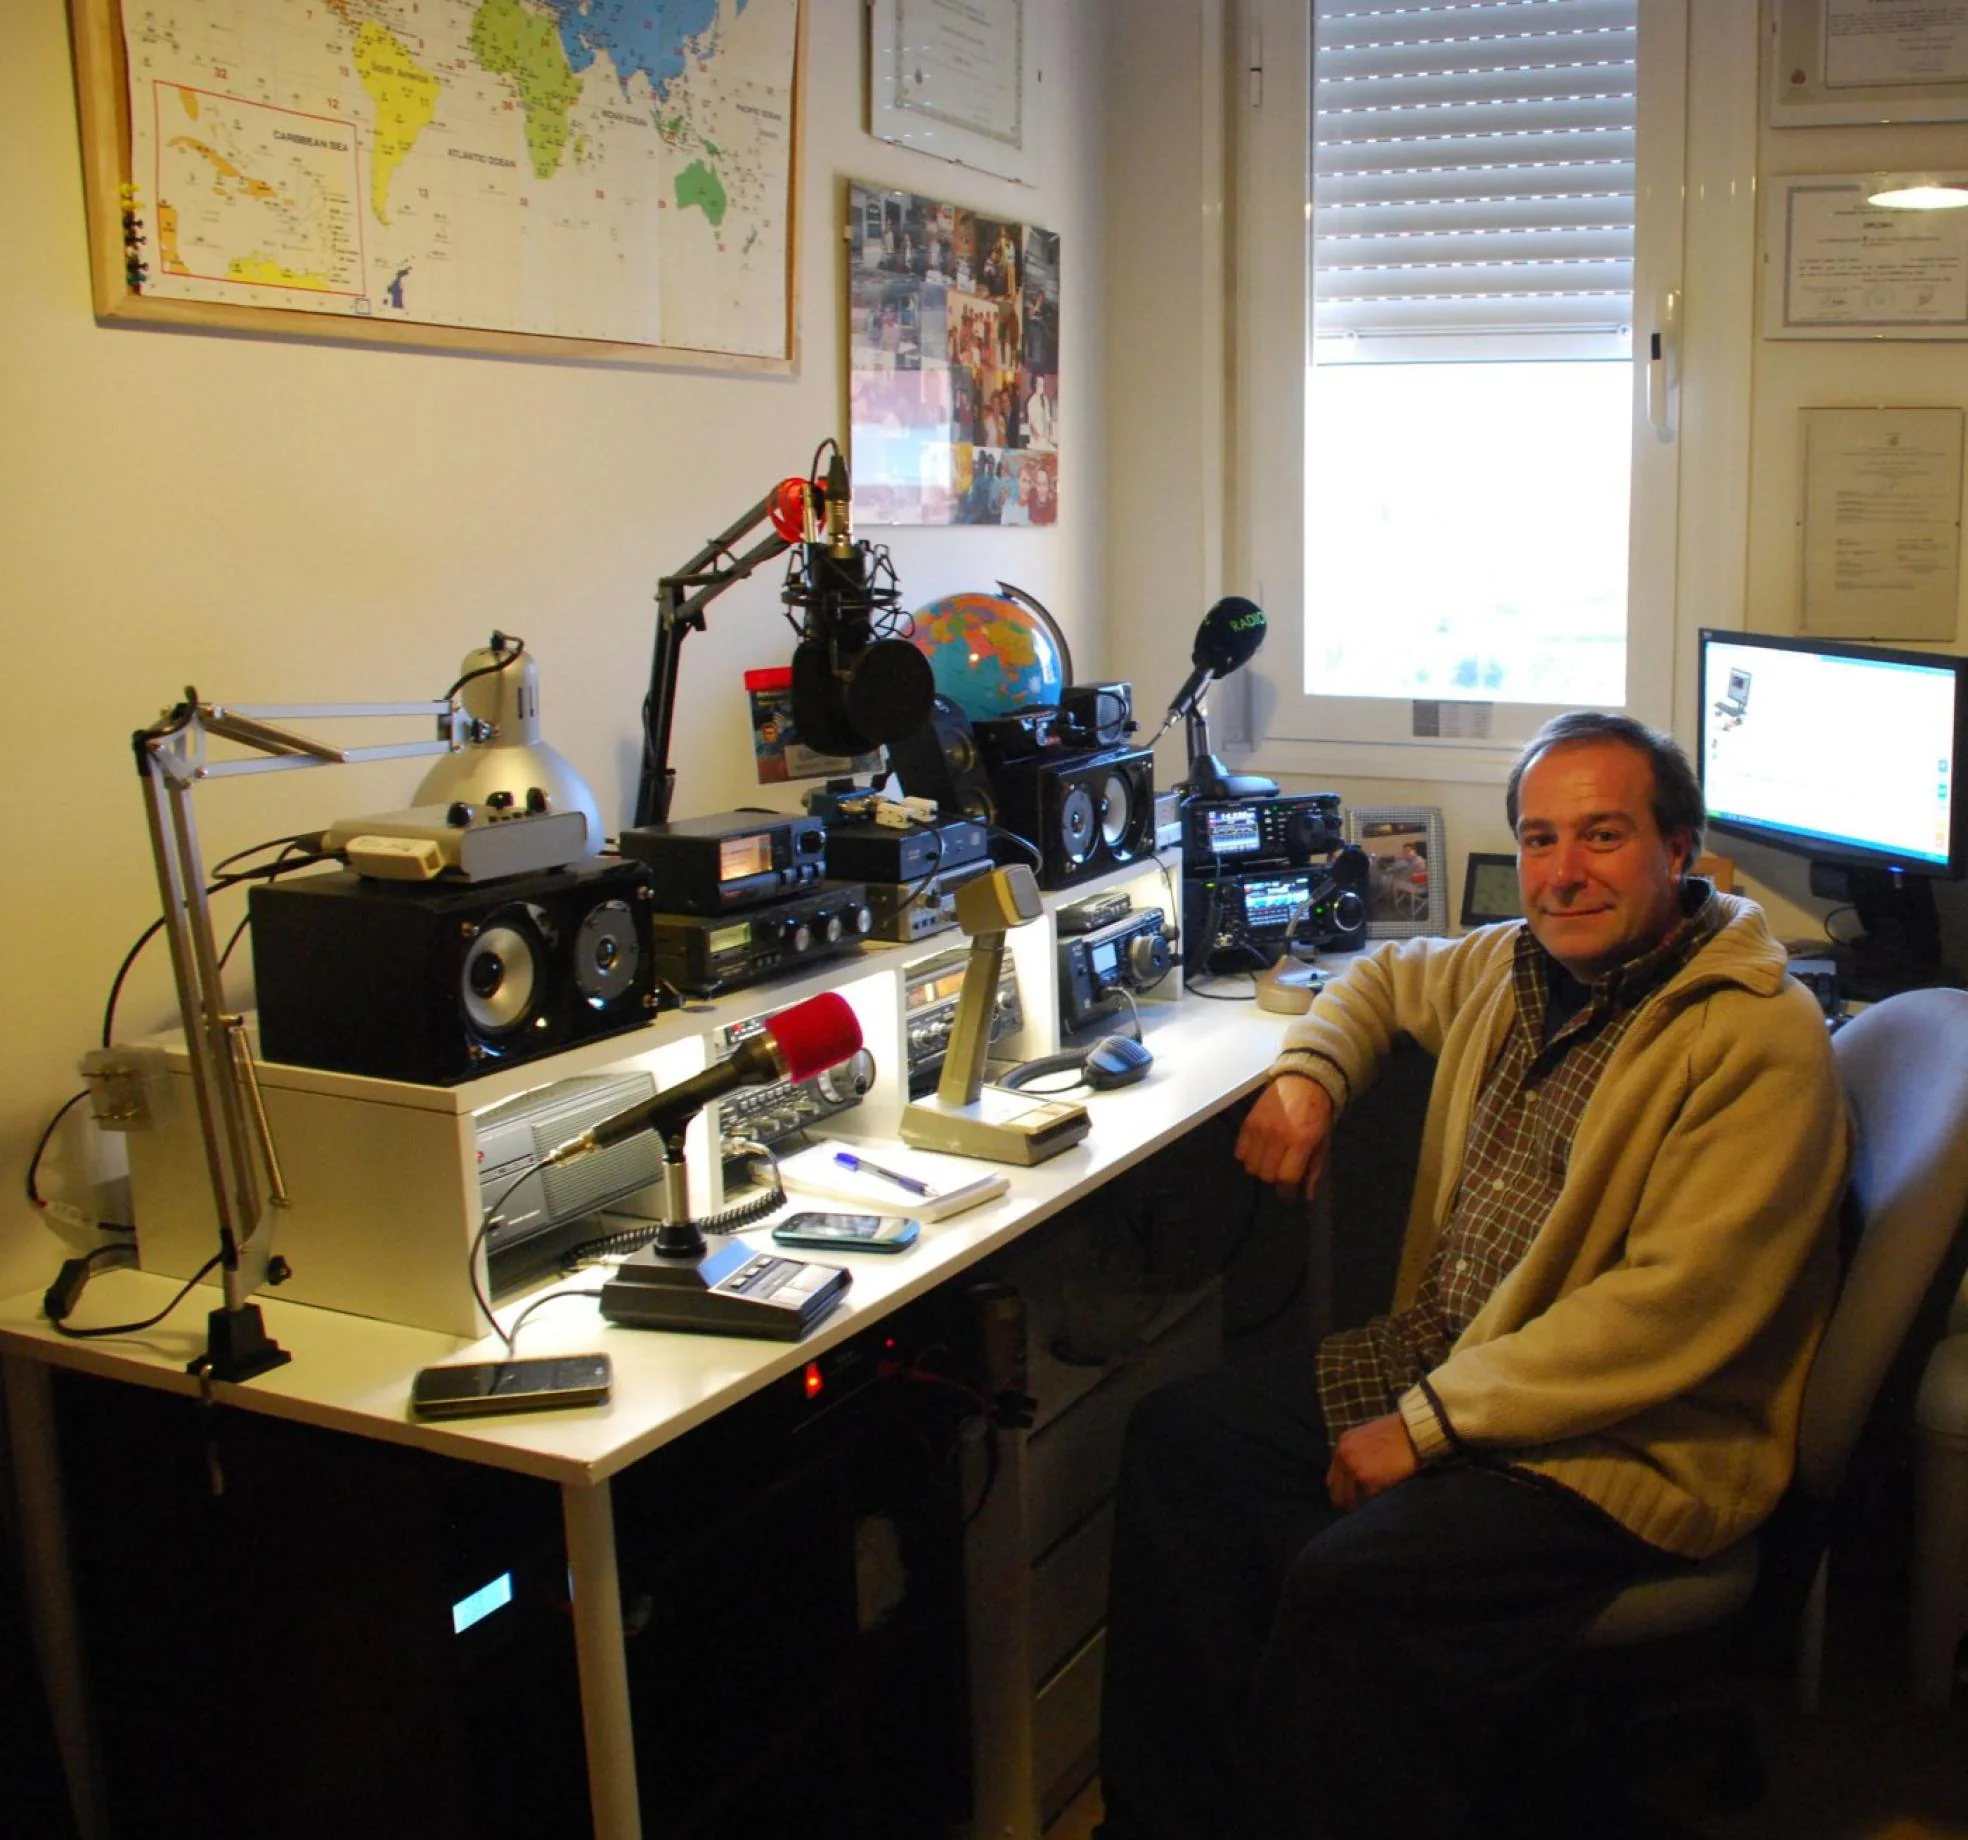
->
xmin=1817 ymin=864 xmax=1954 ymax=1002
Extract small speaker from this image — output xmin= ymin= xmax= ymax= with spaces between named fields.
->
xmin=1058 ymin=682 xmax=1134 ymax=748
xmin=990 ymin=747 xmax=1155 ymax=891
xmin=250 ymin=858 xmax=663 ymax=1084
xmin=887 ymin=694 xmax=999 ymax=824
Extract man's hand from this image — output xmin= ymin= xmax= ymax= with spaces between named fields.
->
xmin=1235 ymin=1074 xmax=1336 ymax=1200
xmin=1326 ymin=1414 xmax=1419 ymax=1512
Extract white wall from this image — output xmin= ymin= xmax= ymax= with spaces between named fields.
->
xmin=0 ymin=0 xmax=1113 ymax=1299
xmin=1104 ymin=0 xmax=1968 ymax=961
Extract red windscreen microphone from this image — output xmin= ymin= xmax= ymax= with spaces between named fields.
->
xmin=548 ymin=993 xmax=862 ymax=1162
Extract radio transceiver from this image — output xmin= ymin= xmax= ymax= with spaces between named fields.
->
xmin=1059 ymin=906 xmax=1173 ymax=1034
xmin=619 ymin=810 xmax=828 ymax=914
xmin=1183 ymin=854 xmax=1369 ymax=975
xmin=713 ymin=1008 xmax=877 ymax=1156
xmin=648 ymin=882 xmax=872 ymax=996
xmin=1182 ymin=791 xmax=1344 ymax=869
xmin=905 ymin=946 xmax=1023 ymax=1096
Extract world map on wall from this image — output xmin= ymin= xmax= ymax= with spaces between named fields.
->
xmin=119 ymin=0 xmax=798 ymax=355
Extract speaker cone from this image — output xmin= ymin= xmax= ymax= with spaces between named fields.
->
xmin=574 ymin=900 xmax=641 ymax=1006
xmin=462 ymin=911 xmax=544 ymax=1037
xmin=1059 ymin=784 xmax=1098 ymax=866
xmin=1097 ymin=767 xmax=1136 ymax=852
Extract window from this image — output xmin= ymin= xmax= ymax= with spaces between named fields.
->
xmin=1236 ymin=0 xmax=1695 ymax=778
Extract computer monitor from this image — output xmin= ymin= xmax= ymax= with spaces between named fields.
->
xmin=1696 ymin=628 xmax=1965 ymax=997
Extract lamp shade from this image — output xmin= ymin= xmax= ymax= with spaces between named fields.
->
xmin=414 ymin=641 xmax=604 ymax=855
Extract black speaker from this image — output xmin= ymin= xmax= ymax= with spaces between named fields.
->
xmin=250 ymin=859 xmax=664 ymax=1084
xmin=887 ymin=694 xmax=999 ymax=824
xmin=1058 ymin=682 xmax=1134 ymax=748
xmin=991 ymin=747 xmax=1155 ymax=891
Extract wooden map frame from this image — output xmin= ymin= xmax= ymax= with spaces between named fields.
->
xmin=66 ymin=0 xmax=804 ymax=372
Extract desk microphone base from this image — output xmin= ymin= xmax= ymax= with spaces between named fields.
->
xmin=599 ymin=1236 xmax=850 ymax=1340
xmin=899 ymin=1087 xmax=1090 ymax=1165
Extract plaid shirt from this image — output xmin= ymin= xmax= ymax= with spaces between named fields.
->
xmin=1315 ymin=890 xmax=1724 ymax=1440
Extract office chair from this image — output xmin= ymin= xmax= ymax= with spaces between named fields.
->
xmin=1569 ymin=986 xmax=1968 ymax=1811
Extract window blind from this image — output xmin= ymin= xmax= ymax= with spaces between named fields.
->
xmin=1311 ymin=0 xmax=1638 ymax=358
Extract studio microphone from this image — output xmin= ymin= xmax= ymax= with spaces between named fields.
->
xmin=787 ymin=453 xmax=933 ymax=758
xmin=546 ymin=992 xmax=862 ymax=1163
xmin=1154 ymin=596 xmax=1268 ymax=741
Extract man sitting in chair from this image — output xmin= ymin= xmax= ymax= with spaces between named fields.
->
xmin=1097 ymin=711 xmax=1849 ymax=1840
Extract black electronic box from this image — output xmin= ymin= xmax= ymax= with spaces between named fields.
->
xmin=1182 ymin=791 xmax=1344 ymax=869
xmin=1183 ymin=855 xmax=1369 ymax=975
xmin=821 ymin=814 xmax=990 ymax=885
xmin=1059 ymin=906 xmax=1173 ymax=1033
xmin=648 ymin=881 xmax=871 ymax=996
xmin=618 ymin=809 xmax=828 ymax=914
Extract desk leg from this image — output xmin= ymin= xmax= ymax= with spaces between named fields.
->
xmin=561 ymin=1477 xmax=641 ymax=1840
xmin=5 ymin=1355 xmax=110 ymax=1840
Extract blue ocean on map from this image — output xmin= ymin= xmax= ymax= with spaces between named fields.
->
xmin=540 ymin=0 xmax=728 ymax=94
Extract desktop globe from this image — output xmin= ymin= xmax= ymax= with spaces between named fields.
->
xmin=908 ymin=588 xmax=1070 ymax=722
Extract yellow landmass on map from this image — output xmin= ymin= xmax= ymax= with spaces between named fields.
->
xmin=156 ymin=200 xmax=189 ymax=275
xmin=169 ymin=136 xmax=279 ymax=201
xmin=226 ymin=252 xmax=332 ymax=291
xmin=353 ymin=21 xmax=439 ymax=225
xmin=175 ymin=86 xmax=200 ymax=122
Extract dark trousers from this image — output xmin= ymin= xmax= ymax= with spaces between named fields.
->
xmin=1097 ymin=1350 xmax=1682 ymax=1840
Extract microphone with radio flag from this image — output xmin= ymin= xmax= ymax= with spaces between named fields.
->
xmin=547 ymin=991 xmax=863 ymax=1163
xmin=1154 ymin=596 xmax=1268 ymax=742
xmin=1155 ymin=595 xmax=1278 ymax=799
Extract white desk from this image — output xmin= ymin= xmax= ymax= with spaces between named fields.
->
xmin=2 ymin=1000 xmax=1290 ymax=1840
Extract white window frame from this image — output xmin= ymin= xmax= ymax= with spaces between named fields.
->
xmin=1231 ymin=0 xmax=1704 ymax=786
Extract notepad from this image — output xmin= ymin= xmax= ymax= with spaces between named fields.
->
xmin=775 ymin=1139 xmax=1010 ymax=1222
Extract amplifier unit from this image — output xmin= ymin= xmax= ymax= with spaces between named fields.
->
xmin=648 ymin=881 xmax=871 ymax=996
xmin=618 ymin=809 xmax=828 ymax=914
xmin=822 ymin=814 xmax=990 ymax=885
xmin=713 ymin=1005 xmax=878 ymax=1157
xmin=249 ymin=858 xmax=665 ymax=1085
xmin=1183 ymin=852 xmax=1370 ymax=976
xmin=905 ymin=946 xmax=1022 ymax=1097
xmin=1182 ymin=791 xmax=1345 ymax=870
xmin=1059 ymin=906 xmax=1173 ymax=1034
xmin=865 ymin=856 xmax=995 ymax=943
xmin=475 ymin=1071 xmax=663 ymax=1267
xmin=991 ymin=747 xmax=1155 ymax=891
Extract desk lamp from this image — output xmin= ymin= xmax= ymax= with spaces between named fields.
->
xmin=899 ymin=867 xmax=1091 ymax=1165
xmin=413 ymin=633 xmax=603 ymax=852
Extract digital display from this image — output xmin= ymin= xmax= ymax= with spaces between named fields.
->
xmin=452 ymin=1571 xmax=514 ymax=1635
xmin=710 ymin=922 xmax=752 ymax=954
xmin=719 ymin=834 xmax=773 ymax=880
xmin=1243 ymin=874 xmax=1309 ymax=929
xmin=908 ymin=967 xmax=968 ymax=1010
xmin=1700 ymin=633 xmax=1959 ymax=869
xmin=1202 ymin=807 xmax=1262 ymax=853
xmin=1092 ymin=941 xmax=1119 ymax=975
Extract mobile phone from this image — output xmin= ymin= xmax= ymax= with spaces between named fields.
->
xmin=410 ymin=1354 xmax=613 ymax=1420
xmin=771 ymin=1211 xmax=920 ymax=1252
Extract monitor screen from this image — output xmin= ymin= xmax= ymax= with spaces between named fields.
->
xmin=1697 ymin=628 xmax=1964 ymax=880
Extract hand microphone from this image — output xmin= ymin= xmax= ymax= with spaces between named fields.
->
xmin=546 ymin=992 xmax=862 ymax=1162
xmin=787 ymin=453 xmax=933 ymax=757
xmin=1154 ymin=597 xmax=1267 ymax=740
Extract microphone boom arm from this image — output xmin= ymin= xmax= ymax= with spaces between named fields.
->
xmin=636 ymin=493 xmax=792 ymax=828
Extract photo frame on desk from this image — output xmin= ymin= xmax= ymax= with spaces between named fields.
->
xmin=1345 ymin=806 xmax=1448 ymax=940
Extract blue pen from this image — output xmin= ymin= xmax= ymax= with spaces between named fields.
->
xmin=834 ymin=1149 xmax=934 ymax=1197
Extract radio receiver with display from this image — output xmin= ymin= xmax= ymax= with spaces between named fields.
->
xmin=1183 ymin=852 xmax=1370 ymax=976
xmin=1058 ymin=906 xmax=1173 ymax=1034
xmin=647 ymin=881 xmax=872 ymax=997
xmin=618 ymin=809 xmax=828 ymax=914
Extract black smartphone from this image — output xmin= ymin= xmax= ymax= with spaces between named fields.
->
xmin=410 ymin=1353 xmax=613 ymax=1419
xmin=771 ymin=1211 xmax=920 ymax=1252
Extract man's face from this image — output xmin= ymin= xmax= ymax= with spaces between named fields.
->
xmin=1515 ymin=739 xmax=1691 ymax=981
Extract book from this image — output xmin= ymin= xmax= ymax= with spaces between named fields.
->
xmin=774 ymin=1138 xmax=1010 ymax=1222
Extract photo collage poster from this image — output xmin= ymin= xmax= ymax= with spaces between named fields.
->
xmin=847 ymin=184 xmax=1059 ymax=526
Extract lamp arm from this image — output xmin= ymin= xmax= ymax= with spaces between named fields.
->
xmin=635 ymin=493 xmax=793 ymax=828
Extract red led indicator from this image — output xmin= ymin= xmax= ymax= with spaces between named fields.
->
xmin=803 ymin=1361 xmax=824 ymax=1400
